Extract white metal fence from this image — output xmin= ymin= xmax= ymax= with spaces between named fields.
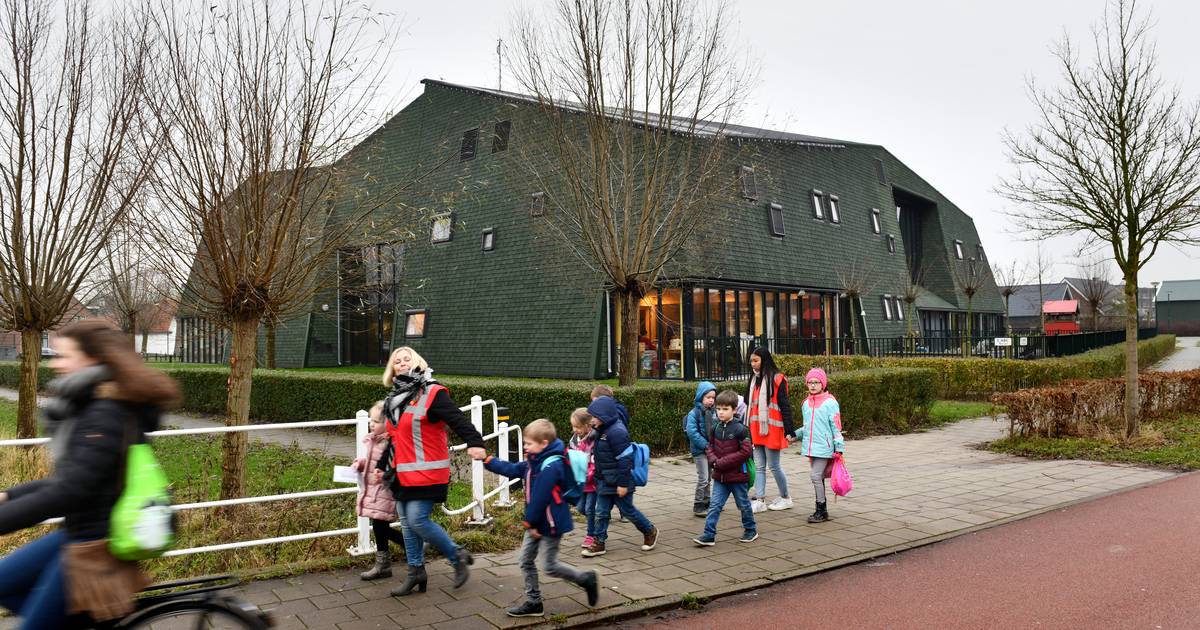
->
xmin=0 ymin=395 xmax=524 ymax=558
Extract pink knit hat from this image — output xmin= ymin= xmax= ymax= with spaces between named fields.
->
xmin=805 ymin=368 xmax=828 ymax=390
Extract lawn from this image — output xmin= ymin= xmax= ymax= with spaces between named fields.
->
xmin=0 ymin=400 xmax=525 ymax=580
xmin=928 ymin=400 xmax=1000 ymax=427
xmin=988 ymin=413 xmax=1200 ymax=470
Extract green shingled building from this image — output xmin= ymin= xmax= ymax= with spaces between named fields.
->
xmin=178 ymin=79 xmax=1005 ymax=380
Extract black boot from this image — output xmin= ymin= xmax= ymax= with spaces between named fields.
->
xmin=692 ymin=501 xmax=709 ymax=517
xmin=807 ymin=501 xmax=828 ymax=523
xmin=390 ymin=565 xmax=428 ymax=596
xmin=579 ymin=570 xmax=599 ymax=607
xmin=360 ymin=550 xmax=392 ymax=581
xmin=451 ymin=546 xmax=474 ymax=589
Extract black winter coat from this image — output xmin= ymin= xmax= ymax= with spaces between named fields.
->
xmin=705 ymin=420 xmax=752 ymax=484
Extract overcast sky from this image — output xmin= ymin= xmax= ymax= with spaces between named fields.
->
xmin=379 ymin=0 xmax=1199 ymax=286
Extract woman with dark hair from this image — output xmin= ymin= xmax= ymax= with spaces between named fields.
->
xmin=0 ymin=320 xmax=180 ymax=629
xmin=745 ymin=347 xmax=795 ymax=513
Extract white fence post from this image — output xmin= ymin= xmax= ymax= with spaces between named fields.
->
xmin=347 ymin=409 xmax=374 ymax=556
xmin=494 ymin=421 xmax=513 ymax=507
xmin=466 ymin=396 xmax=493 ymax=525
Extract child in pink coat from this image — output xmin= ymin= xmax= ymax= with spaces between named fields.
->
xmin=568 ymin=408 xmax=599 ymax=553
xmin=354 ymin=401 xmax=404 ymax=580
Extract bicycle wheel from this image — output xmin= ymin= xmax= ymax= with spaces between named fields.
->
xmin=119 ymin=596 xmax=271 ymax=629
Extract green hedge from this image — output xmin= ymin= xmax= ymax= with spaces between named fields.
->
xmin=0 ymin=364 xmax=934 ymax=453
xmin=777 ymin=335 xmax=1177 ymax=400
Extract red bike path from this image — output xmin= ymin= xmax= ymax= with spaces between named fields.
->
xmin=623 ymin=471 xmax=1200 ymax=630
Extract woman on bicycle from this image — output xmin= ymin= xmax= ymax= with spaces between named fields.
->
xmin=0 ymin=320 xmax=180 ymax=629
xmin=376 ymin=347 xmax=485 ymax=596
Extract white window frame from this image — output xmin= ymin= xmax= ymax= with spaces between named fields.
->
xmin=894 ymin=297 xmax=905 ymax=320
xmin=739 ymin=166 xmax=757 ymax=200
xmin=954 ymin=240 xmax=964 ymax=260
xmin=828 ymin=195 xmax=841 ymax=223
xmin=888 ymin=234 xmax=896 ymax=254
xmin=768 ymin=202 xmax=785 ymax=237
xmin=404 ymin=309 xmax=428 ymax=338
xmin=871 ymin=208 xmax=881 ymax=234
xmin=882 ymin=295 xmax=893 ymax=320
xmin=431 ymin=213 xmax=454 ymax=243
xmin=481 ymin=228 xmax=495 ymax=252
xmin=811 ymin=190 xmax=825 ymax=219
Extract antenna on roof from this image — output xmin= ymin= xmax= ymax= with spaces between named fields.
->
xmin=496 ymin=39 xmax=503 ymax=91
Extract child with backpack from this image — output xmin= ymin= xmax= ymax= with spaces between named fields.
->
xmin=683 ymin=382 xmax=717 ymax=516
xmin=693 ymin=390 xmax=757 ymax=546
xmin=792 ymin=368 xmax=845 ymax=523
xmin=582 ymin=396 xmax=657 ymax=557
xmin=352 ymin=401 xmax=406 ymax=581
xmin=483 ymin=419 xmax=599 ymax=617
xmin=568 ymin=408 xmax=599 ymax=553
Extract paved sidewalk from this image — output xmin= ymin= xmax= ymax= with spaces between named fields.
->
xmin=1151 ymin=336 xmax=1200 ymax=372
xmin=230 ymin=418 xmax=1175 ymax=629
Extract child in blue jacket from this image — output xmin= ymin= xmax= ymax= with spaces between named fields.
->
xmin=484 ymin=419 xmax=599 ymax=618
xmin=684 ymin=381 xmax=717 ymax=516
xmin=582 ymin=396 xmax=658 ymax=557
xmin=792 ymin=368 xmax=845 ymax=523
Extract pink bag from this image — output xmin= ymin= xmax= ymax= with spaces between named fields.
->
xmin=830 ymin=453 xmax=853 ymax=497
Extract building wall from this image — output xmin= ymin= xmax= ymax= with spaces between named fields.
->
xmin=1157 ymin=301 xmax=1200 ymax=335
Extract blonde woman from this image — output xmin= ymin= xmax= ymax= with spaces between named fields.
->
xmin=375 ymin=347 xmax=486 ymax=596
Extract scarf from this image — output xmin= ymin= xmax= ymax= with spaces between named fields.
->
xmin=42 ymin=365 xmax=113 ymax=464
xmin=383 ymin=368 xmax=437 ymax=427
xmin=753 ymin=371 xmax=771 ymax=437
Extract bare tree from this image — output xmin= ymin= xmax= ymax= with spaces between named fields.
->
xmin=835 ymin=256 xmax=877 ymax=354
xmin=898 ymin=265 xmax=926 ymax=339
xmin=97 ymin=214 xmax=171 ymax=351
xmin=951 ymin=257 xmax=987 ymax=355
xmin=0 ymin=0 xmax=154 ymax=438
xmin=1074 ymin=256 xmax=1115 ymax=331
xmin=1032 ymin=243 xmax=1055 ymax=325
xmin=1000 ymin=0 xmax=1200 ymax=437
xmin=508 ymin=0 xmax=752 ymax=385
xmin=992 ymin=259 xmax=1029 ymax=333
xmin=142 ymin=1 xmax=433 ymax=499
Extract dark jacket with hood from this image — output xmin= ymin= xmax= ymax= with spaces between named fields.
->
xmin=587 ymin=396 xmax=634 ymax=495
xmin=484 ymin=438 xmax=574 ymax=537
xmin=0 ymin=366 xmax=161 ymax=540
xmin=683 ymin=381 xmax=717 ymax=456
xmin=705 ymin=418 xmax=752 ymax=484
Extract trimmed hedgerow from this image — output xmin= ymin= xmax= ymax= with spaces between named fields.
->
xmin=777 ymin=335 xmax=1177 ymax=400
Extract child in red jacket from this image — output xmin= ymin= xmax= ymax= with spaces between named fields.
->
xmin=693 ymin=390 xmax=757 ymax=546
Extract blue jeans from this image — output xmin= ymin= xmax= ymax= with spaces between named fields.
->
xmin=396 ymin=499 xmax=460 ymax=567
xmin=593 ymin=481 xmax=653 ymax=542
xmin=752 ymin=445 xmax=789 ymax=499
xmin=0 ymin=530 xmax=68 ymax=630
xmin=575 ymin=492 xmax=598 ymax=537
xmin=702 ymin=480 xmax=756 ymax=539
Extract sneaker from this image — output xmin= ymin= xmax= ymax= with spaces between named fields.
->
xmin=581 ymin=540 xmax=607 ymax=557
xmin=692 ymin=535 xmax=716 ymax=547
xmin=506 ymin=600 xmax=545 ymax=618
xmin=581 ymin=535 xmax=595 ymax=550
xmin=580 ymin=570 xmax=600 ymax=607
xmin=768 ymin=497 xmax=794 ymax=511
xmin=641 ymin=527 xmax=659 ymax=551
xmin=750 ymin=499 xmax=768 ymax=514
xmin=739 ymin=530 xmax=759 ymax=543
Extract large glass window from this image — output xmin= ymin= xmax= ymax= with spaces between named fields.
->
xmin=637 ymin=288 xmax=684 ymax=379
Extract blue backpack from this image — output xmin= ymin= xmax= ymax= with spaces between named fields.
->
xmin=541 ymin=450 xmax=590 ymax=502
xmin=618 ymin=442 xmax=650 ymax=487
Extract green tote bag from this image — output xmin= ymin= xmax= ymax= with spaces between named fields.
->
xmin=109 ymin=443 xmax=175 ymax=561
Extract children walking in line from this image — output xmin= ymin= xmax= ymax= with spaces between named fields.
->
xmin=746 ymin=347 xmax=795 ymax=513
xmin=568 ymin=408 xmax=599 ymax=553
xmin=693 ymin=390 xmax=757 ymax=546
xmin=683 ymin=381 xmax=717 ymax=516
xmin=353 ymin=401 xmax=405 ymax=580
xmin=794 ymin=368 xmax=845 ymax=523
xmin=483 ymin=419 xmax=599 ymax=617
xmin=582 ymin=396 xmax=658 ymax=557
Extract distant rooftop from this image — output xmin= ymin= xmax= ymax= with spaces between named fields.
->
xmin=1157 ymin=279 xmax=1200 ymax=302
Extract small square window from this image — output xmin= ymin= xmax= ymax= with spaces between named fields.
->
xmin=828 ymin=195 xmax=841 ymax=224
xmin=404 ymin=310 xmax=427 ymax=338
xmin=894 ymin=297 xmax=905 ymax=320
xmin=482 ymin=228 xmax=495 ymax=251
xmin=460 ymin=128 xmax=478 ymax=161
xmin=768 ymin=203 xmax=785 ymax=237
xmin=888 ymin=234 xmax=896 ymax=254
xmin=739 ymin=166 xmax=757 ymax=200
xmin=954 ymin=240 xmax=964 ymax=260
xmin=882 ymin=295 xmax=893 ymax=320
xmin=492 ymin=121 xmax=511 ymax=153
xmin=432 ymin=213 xmax=454 ymax=243
xmin=811 ymin=190 xmax=825 ymax=219
xmin=871 ymin=209 xmax=881 ymax=234
xmin=530 ymin=192 xmax=545 ymax=216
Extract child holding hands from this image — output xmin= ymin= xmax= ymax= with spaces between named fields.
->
xmin=353 ymin=401 xmax=406 ymax=580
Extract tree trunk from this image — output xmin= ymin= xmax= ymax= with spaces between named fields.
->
xmin=127 ymin=313 xmax=138 ymax=350
xmin=17 ymin=330 xmax=42 ymax=439
xmin=265 ymin=320 xmax=277 ymax=369
xmin=1122 ymin=274 xmax=1140 ymax=439
xmin=1004 ymin=294 xmax=1012 ymax=334
xmin=141 ymin=331 xmax=149 ymax=354
xmin=617 ymin=289 xmax=642 ymax=386
xmin=964 ymin=297 xmax=974 ymax=357
xmin=848 ymin=296 xmax=861 ymax=355
xmin=221 ymin=316 xmax=259 ymax=500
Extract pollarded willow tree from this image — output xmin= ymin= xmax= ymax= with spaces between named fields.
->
xmin=1000 ymin=0 xmax=1200 ymax=438
xmin=0 ymin=0 xmax=155 ymax=438
xmin=507 ymin=0 xmax=753 ymax=385
xmin=991 ymin=259 xmax=1028 ymax=333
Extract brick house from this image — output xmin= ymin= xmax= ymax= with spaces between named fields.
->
xmin=180 ymin=79 xmax=1005 ymax=379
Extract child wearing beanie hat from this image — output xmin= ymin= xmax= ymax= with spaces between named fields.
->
xmin=792 ymin=368 xmax=844 ymax=523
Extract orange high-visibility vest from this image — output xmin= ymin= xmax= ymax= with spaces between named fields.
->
xmin=387 ymin=384 xmax=451 ymax=487
xmin=748 ymin=372 xmax=789 ymax=450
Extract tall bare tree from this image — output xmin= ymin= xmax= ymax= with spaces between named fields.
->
xmin=142 ymin=1 xmax=430 ymax=499
xmin=1000 ymin=0 xmax=1200 ymax=437
xmin=508 ymin=0 xmax=752 ymax=385
xmin=1032 ymin=243 xmax=1055 ymax=325
xmin=0 ymin=0 xmax=154 ymax=438
xmin=1074 ymin=256 xmax=1115 ymax=331
xmin=898 ymin=265 xmax=926 ymax=347
xmin=835 ymin=256 xmax=877 ymax=354
xmin=951 ymin=256 xmax=987 ymax=355
xmin=97 ymin=214 xmax=171 ymax=350
xmin=992 ymin=259 xmax=1028 ymax=333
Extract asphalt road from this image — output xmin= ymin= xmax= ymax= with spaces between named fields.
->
xmin=620 ymin=472 xmax=1200 ymax=630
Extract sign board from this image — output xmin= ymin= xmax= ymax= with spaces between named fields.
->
xmin=994 ymin=337 xmax=1013 ymax=347
xmin=1019 ymin=337 xmax=1029 ymax=346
